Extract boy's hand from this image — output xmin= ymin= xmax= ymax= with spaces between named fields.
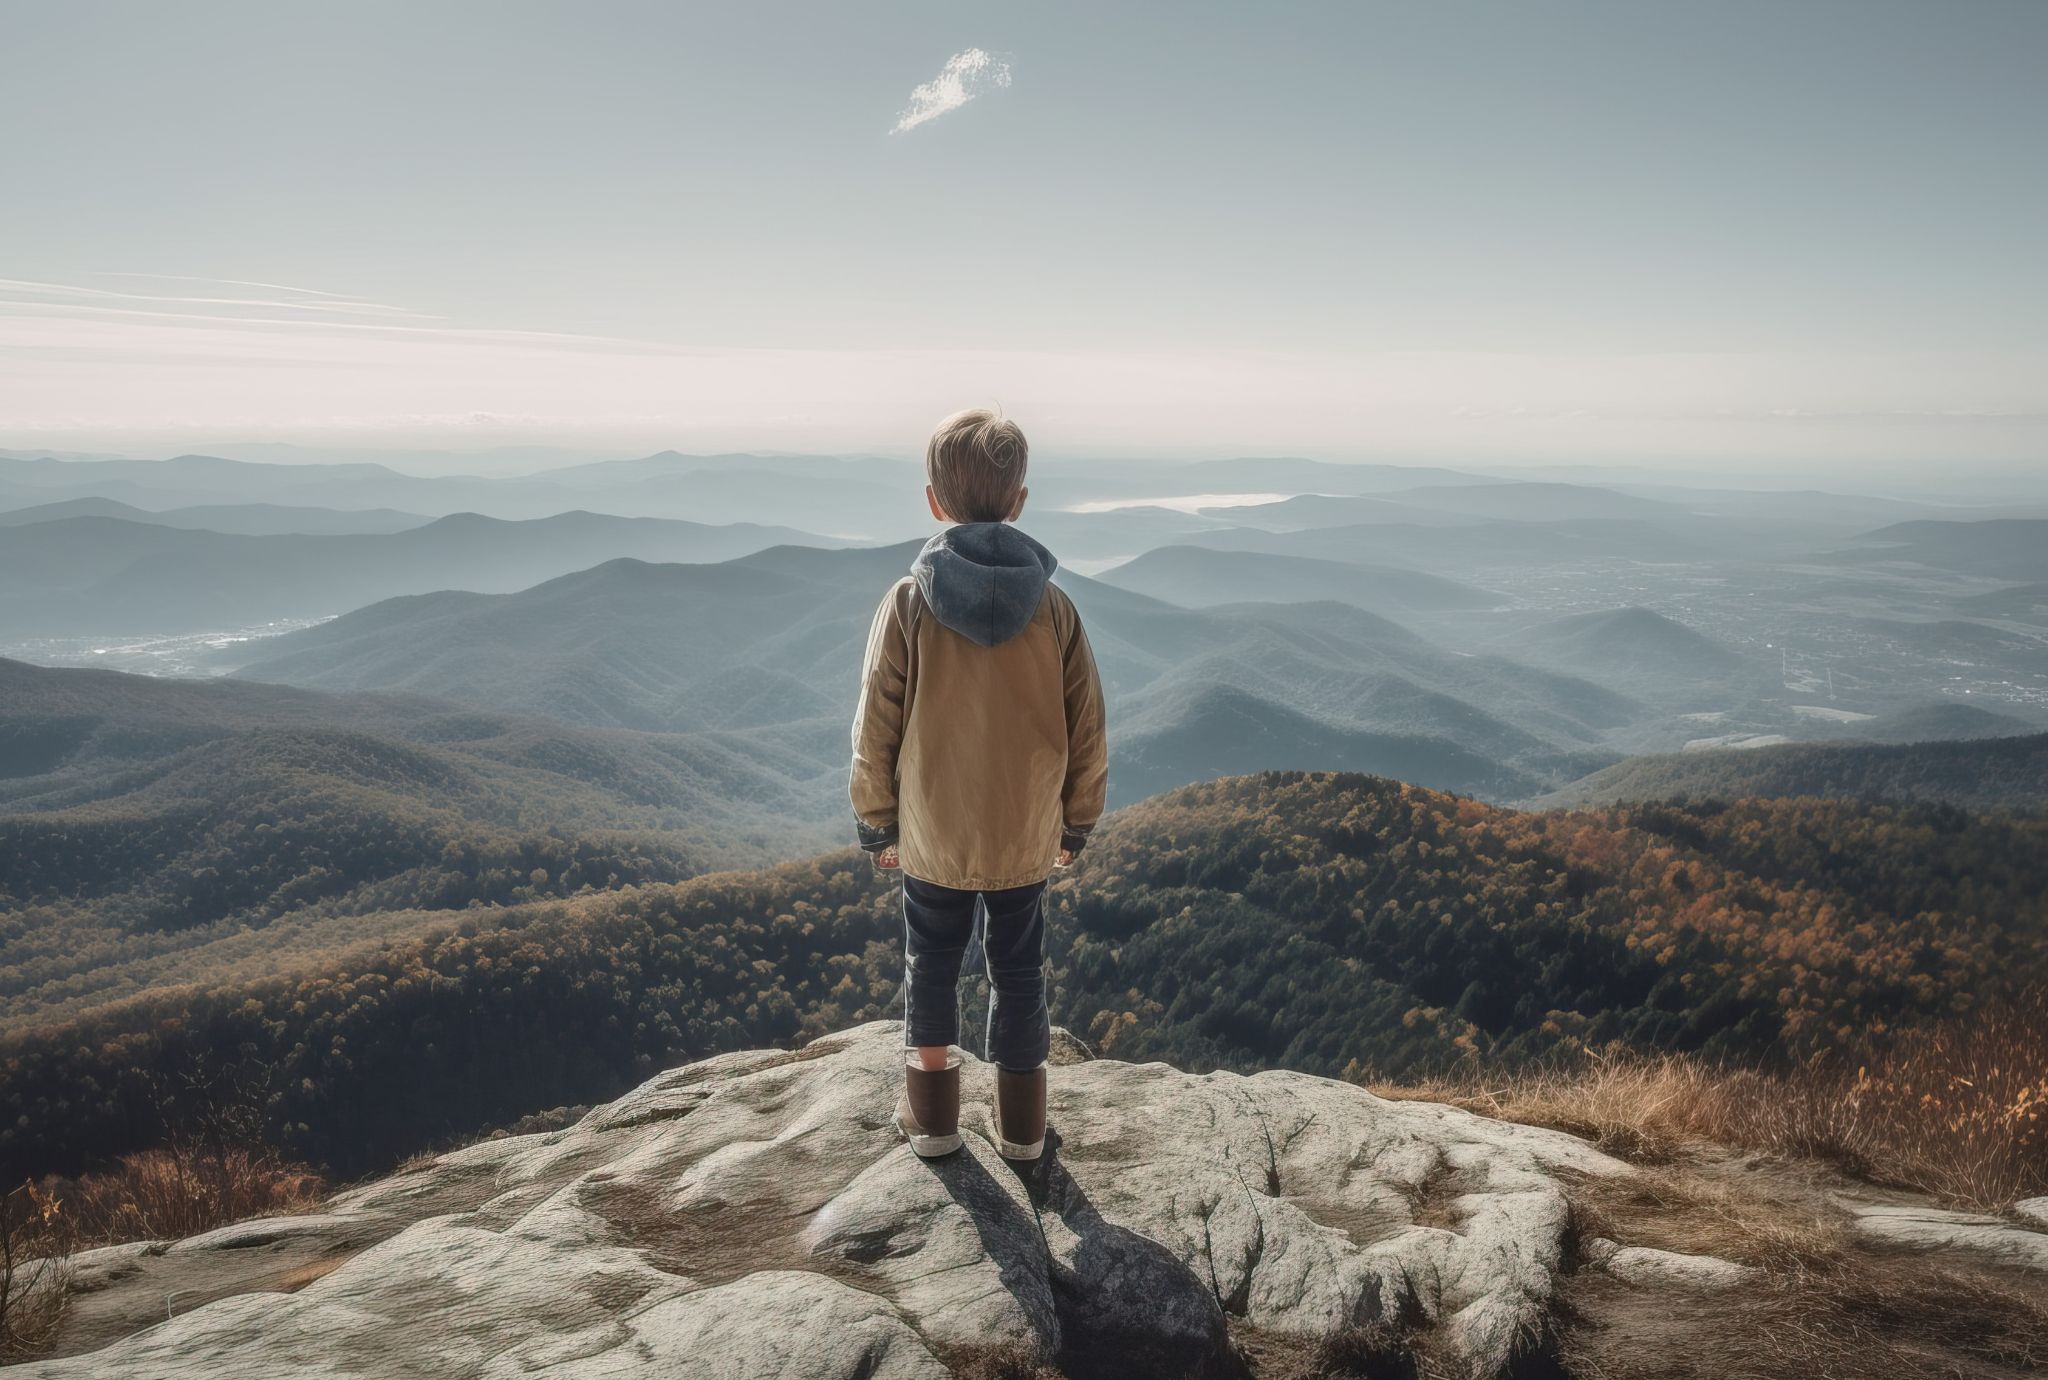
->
xmin=874 ymin=844 xmax=900 ymax=871
xmin=1056 ymin=848 xmax=1075 ymax=869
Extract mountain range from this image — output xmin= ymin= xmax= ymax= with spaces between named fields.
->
xmin=0 ymin=495 xmax=432 ymax=535
xmin=1846 ymin=518 xmax=2048 ymax=581
xmin=5 ymin=448 xmax=2046 ymax=833
xmin=0 ymin=511 xmax=839 ymax=637
xmin=218 ymin=541 xmax=1638 ymax=800
xmin=1097 ymin=545 xmax=1499 ymax=615
xmin=1493 ymin=606 xmax=1765 ymax=705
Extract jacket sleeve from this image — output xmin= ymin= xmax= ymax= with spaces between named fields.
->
xmin=1058 ymin=602 xmax=1109 ymax=856
xmin=849 ymin=585 xmax=910 ymax=852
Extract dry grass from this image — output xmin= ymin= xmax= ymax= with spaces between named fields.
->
xmin=1560 ymin=1268 xmax=2048 ymax=1380
xmin=392 ymin=1149 xmax=443 ymax=1177
xmin=1371 ymin=995 xmax=2048 ymax=1209
xmin=1233 ymin=1323 xmax=1423 ymax=1380
xmin=1567 ymin=1164 xmax=1842 ymax=1272
xmin=0 ymin=1183 xmax=70 ymax=1361
xmin=940 ymin=1341 xmax=1065 ymax=1380
xmin=1236 ymin=1318 xmax=1570 ymax=1380
xmin=0 ymin=1143 xmax=324 ymax=1361
xmin=46 ymin=1144 xmax=325 ymax=1246
xmin=1292 ymin=1324 xmax=1424 ymax=1379
xmin=1554 ymin=1159 xmax=2048 ymax=1380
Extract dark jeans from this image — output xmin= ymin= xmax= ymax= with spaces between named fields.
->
xmin=902 ymin=874 xmax=1050 ymax=1071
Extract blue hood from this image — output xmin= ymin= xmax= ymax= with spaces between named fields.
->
xmin=911 ymin=523 xmax=1058 ymax=647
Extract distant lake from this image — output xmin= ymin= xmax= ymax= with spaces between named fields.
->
xmin=0 ymin=618 xmax=330 ymax=677
xmin=1060 ymin=492 xmax=1296 ymax=515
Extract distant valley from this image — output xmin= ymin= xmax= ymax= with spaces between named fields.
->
xmin=5 ymin=445 xmax=2048 ymax=1192
xmin=6 ymin=448 xmax=2045 ymax=814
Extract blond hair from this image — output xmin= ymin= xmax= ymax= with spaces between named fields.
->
xmin=925 ymin=407 xmax=1028 ymax=523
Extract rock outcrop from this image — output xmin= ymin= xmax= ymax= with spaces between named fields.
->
xmin=1845 ymin=1201 xmax=2048 ymax=1274
xmin=1579 ymin=1236 xmax=1761 ymax=1290
xmin=22 ymin=1022 xmax=1636 ymax=1380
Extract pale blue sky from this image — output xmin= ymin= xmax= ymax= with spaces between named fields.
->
xmin=4 ymin=1 xmax=2044 ymax=468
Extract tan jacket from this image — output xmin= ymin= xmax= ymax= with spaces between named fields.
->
xmin=850 ymin=532 xmax=1107 ymax=890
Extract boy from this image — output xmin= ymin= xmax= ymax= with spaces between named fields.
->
xmin=850 ymin=407 xmax=1108 ymax=1162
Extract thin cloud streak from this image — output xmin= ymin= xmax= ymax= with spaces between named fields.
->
xmin=0 ymin=297 xmax=688 ymax=352
xmin=892 ymin=48 xmax=1012 ymax=134
xmin=0 ymin=278 xmax=435 ymax=318
xmin=86 ymin=272 xmax=367 ymax=299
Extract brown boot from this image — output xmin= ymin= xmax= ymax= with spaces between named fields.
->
xmin=992 ymin=1063 xmax=1047 ymax=1161
xmin=896 ymin=1051 xmax=963 ymax=1158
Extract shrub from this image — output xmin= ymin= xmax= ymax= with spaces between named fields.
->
xmin=0 ymin=1182 xmax=70 ymax=1361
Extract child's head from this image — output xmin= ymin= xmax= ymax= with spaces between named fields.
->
xmin=924 ymin=407 xmax=1028 ymax=524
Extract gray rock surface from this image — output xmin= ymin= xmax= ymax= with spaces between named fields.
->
xmin=2014 ymin=1196 xmax=2048 ymax=1232
xmin=1583 ymin=1236 xmax=1761 ymax=1290
xmin=1846 ymin=1201 xmax=2048 ymax=1273
xmin=22 ymin=1023 xmax=1631 ymax=1379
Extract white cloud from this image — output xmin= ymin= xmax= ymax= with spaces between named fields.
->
xmin=891 ymin=48 xmax=1011 ymax=134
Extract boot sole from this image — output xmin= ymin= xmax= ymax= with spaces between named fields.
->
xmin=898 ymin=1116 xmax=964 ymax=1158
xmin=994 ymin=1133 xmax=1045 ymax=1162
xmin=906 ymin=1130 xmax=964 ymax=1158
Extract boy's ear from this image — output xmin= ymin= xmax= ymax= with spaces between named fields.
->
xmin=1008 ymin=486 xmax=1028 ymax=521
xmin=926 ymin=485 xmax=950 ymax=523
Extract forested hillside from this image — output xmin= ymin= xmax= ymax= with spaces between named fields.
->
xmin=0 ymin=659 xmax=843 ymax=1031
xmin=1538 ymin=731 xmax=2048 ymax=809
xmin=4 ymin=771 xmax=2040 ymax=1184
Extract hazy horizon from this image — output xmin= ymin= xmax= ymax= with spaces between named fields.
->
xmin=6 ymin=1 xmax=2045 ymax=472
xmin=7 ymin=438 xmax=2046 ymax=503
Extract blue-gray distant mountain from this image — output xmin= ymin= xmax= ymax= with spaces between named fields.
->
xmin=227 ymin=547 xmax=901 ymax=732
xmin=1016 ymin=506 xmax=1234 ymax=561
xmin=0 ymin=452 xmax=452 ymax=509
xmin=227 ymin=541 xmax=1637 ymax=797
xmin=1199 ymin=493 xmax=1489 ymax=530
xmin=1604 ymin=484 xmax=1956 ymax=528
xmin=1537 ymin=730 xmax=2048 ymax=810
xmin=1098 ymin=546 xmax=1498 ymax=614
xmin=0 ymin=511 xmax=840 ymax=637
xmin=1178 ymin=518 xmax=1724 ymax=573
xmin=1108 ymin=682 xmax=1542 ymax=805
xmin=8 ymin=451 xmax=1511 ymax=548
xmin=1844 ymin=518 xmax=2048 ymax=581
xmin=0 ymin=451 xmax=917 ymax=535
xmin=1033 ymin=456 xmax=1493 ymax=501
xmin=1951 ymin=581 xmax=2048 ymax=623
xmin=1497 ymin=606 xmax=1758 ymax=703
xmin=1850 ymin=616 xmax=2048 ymax=676
xmin=1857 ymin=700 xmax=2041 ymax=744
xmin=1198 ymin=491 xmax=1898 ymax=564
xmin=0 ymin=496 xmax=431 ymax=535
xmin=1358 ymin=481 xmax=1684 ymax=523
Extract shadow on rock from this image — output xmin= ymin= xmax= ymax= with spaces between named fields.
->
xmin=933 ymin=1128 xmax=1248 ymax=1380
